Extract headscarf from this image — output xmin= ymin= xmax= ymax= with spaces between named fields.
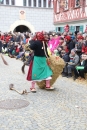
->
xmin=36 ymin=32 xmax=45 ymax=41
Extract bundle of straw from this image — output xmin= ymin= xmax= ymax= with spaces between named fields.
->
xmin=36 ymin=56 xmax=65 ymax=89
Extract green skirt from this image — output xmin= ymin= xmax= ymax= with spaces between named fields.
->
xmin=32 ymin=56 xmax=53 ymax=80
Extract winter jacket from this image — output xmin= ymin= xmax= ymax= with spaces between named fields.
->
xmin=66 ymin=40 xmax=75 ymax=53
xmin=82 ymin=41 xmax=87 ymax=54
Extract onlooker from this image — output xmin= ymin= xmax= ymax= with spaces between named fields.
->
xmin=75 ymin=35 xmax=84 ymax=56
xmin=82 ymin=36 xmax=87 ymax=54
xmin=65 ymin=35 xmax=75 ymax=54
xmin=74 ymin=54 xmax=87 ymax=80
xmin=62 ymin=49 xmax=79 ymax=78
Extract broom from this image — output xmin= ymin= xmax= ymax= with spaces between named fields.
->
xmin=9 ymin=84 xmax=30 ymax=95
xmin=1 ymin=53 xmax=8 ymax=65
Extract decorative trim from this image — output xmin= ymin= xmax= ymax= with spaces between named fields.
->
xmin=8 ymin=20 xmax=36 ymax=33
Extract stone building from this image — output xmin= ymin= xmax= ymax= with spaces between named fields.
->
xmin=0 ymin=0 xmax=54 ymax=33
xmin=53 ymin=0 xmax=87 ymax=33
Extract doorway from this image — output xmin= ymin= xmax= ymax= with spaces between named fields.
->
xmin=14 ymin=25 xmax=31 ymax=33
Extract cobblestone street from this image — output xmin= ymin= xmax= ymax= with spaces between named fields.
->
xmin=0 ymin=55 xmax=87 ymax=130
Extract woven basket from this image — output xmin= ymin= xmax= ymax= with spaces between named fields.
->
xmin=36 ymin=55 xmax=65 ymax=89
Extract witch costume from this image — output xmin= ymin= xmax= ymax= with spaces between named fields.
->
xmin=27 ymin=32 xmax=53 ymax=92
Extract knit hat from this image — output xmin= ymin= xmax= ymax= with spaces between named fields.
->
xmin=65 ymin=35 xmax=71 ymax=41
xmin=77 ymin=35 xmax=84 ymax=40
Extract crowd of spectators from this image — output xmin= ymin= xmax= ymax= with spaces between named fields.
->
xmin=0 ymin=30 xmax=87 ymax=81
xmin=48 ymin=31 xmax=87 ymax=81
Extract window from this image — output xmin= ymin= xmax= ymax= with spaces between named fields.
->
xmin=28 ymin=0 xmax=31 ymax=6
xmin=33 ymin=0 xmax=36 ymax=7
xmin=38 ymin=0 xmax=41 ymax=7
xmin=11 ymin=0 xmax=15 ymax=5
xmin=23 ymin=0 xmax=26 ymax=6
xmin=6 ymin=0 xmax=9 ymax=4
xmin=48 ymin=0 xmax=51 ymax=8
xmin=76 ymin=26 xmax=80 ymax=32
xmin=64 ymin=0 xmax=68 ymax=10
xmin=75 ymin=0 xmax=80 ymax=7
xmin=58 ymin=27 xmax=61 ymax=31
xmin=0 ymin=0 xmax=4 ymax=4
xmin=43 ymin=0 xmax=46 ymax=7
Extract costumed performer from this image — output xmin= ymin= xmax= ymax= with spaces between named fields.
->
xmin=48 ymin=33 xmax=60 ymax=54
xmin=27 ymin=32 xmax=54 ymax=92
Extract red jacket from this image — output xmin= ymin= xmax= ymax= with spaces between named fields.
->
xmin=4 ymin=36 xmax=11 ymax=43
xmin=16 ymin=47 xmax=20 ymax=53
xmin=0 ymin=35 xmax=4 ymax=40
xmin=82 ymin=45 xmax=87 ymax=54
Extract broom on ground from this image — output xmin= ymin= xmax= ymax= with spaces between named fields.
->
xmin=9 ymin=84 xmax=30 ymax=95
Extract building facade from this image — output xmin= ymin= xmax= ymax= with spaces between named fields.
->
xmin=0 ymin=0 xmax=54 ymax=33
xmin=53 ymin=0 xmax=87 ymax=33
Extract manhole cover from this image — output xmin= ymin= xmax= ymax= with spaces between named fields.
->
xmin=0 ymin=99 xmax=29 ymax=110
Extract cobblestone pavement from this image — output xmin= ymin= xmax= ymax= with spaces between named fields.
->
xmin=0 ymin=55 xmax=87 ymax=130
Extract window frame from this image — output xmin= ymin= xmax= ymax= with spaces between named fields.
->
xmin=43 ymin=0 xmax=46 ymax=7
xmin=33 ymin=0 xmax=36 ymax=7
xmin=28 ymin=0 xmax=31 ymax=6
xmin=23 ymin=0 xmax=27 ymax=6
xmin=75 ymin=0 xmax=80 ymax=8
xmin=38 ymin=0 xmax=41 ymax=7
xmin=6 ymin=0 xmax=9 ymax=5
xmin=0 ymin=0 xmax=4 ymax=4
xmin=11 ymin=0 xmax=15 ymax=5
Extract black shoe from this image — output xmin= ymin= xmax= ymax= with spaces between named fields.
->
xmin=62 ymin=73 xmax=68 ymax=77
xmin=73 ymin=76 xmax=78 ymax=80
xmin=67 ymin=74 xmax=72 ymax=78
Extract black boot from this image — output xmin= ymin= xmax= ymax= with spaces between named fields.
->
xmin=62 ymin=72 xmax=68 ymax=77
xmin=73 ymin=76 xmax=79 ymax=80
xmin=67 ymin=73 xmax=72 ymax=78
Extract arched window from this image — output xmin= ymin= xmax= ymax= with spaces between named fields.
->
xmin=33 ymin=0 xmax=36 ymax=7
xmin=28 ymin=0 xmax=31 ymax=6
xmin=0 ymin=0 xmax=4 ymax=4
xmin=11 ymin=0 xmax=15 ymax=5
xmin=23 ymin=0 xmax=26 ymax=6
xmin=6 ymin=0 xmax=9 ymax=4
xmin=38 ymin=0 xmax=41 ymax=7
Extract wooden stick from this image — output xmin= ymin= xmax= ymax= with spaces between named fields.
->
xmin=1 ymin=53 xmax=8 ymax=65
xmin=21 ymin=63 xmax=25 ymax=74
xmin=9 ymin=84 xmax=30 ymax=95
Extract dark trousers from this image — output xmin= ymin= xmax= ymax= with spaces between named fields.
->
xmin=79 ymin=69 xmax=87 ymax=78
xmin=64 ymin=64 xmax=75 ymax=74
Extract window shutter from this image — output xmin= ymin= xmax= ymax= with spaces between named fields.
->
xmin=80 ymin=26 xmax=83 ymax=33
xmin=60 ymin=27 xmax=64 ymax=33
xmin=55 ymin=27 xmax=58 ymax=32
